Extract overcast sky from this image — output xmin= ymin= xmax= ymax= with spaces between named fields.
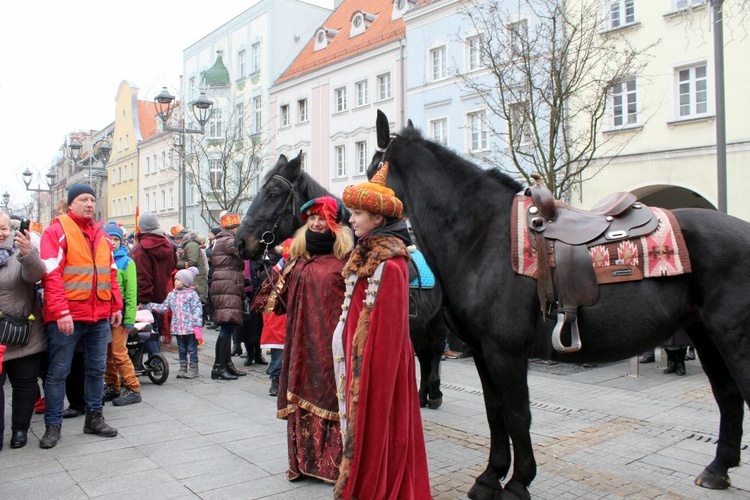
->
xmin=0 ymin=0 xmax=332 ymax=210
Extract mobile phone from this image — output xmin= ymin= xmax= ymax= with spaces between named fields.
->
xmin=18 ymin=219 xmax=30 ymax=234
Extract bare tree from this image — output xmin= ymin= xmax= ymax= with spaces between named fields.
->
xmin=171 ymin=100 xmax=268 ymax=228
xmin=457 ymin=0 xmax=658 ymax=199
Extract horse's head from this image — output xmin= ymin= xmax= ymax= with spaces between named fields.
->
xmin=235 ymin=152 xmax=304 ymax=260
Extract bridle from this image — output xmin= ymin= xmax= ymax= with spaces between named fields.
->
xmin=373 ymin=133 xmax=399 ymax=174
xmin=260 ymin=174 xmax=298 ymax=255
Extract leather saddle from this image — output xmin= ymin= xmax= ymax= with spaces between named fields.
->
xmin=526 ymin=177 xmax=658 ymax=353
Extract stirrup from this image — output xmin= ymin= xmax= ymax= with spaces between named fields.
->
xmin=551 ymin=312 xmax=582 ymax=353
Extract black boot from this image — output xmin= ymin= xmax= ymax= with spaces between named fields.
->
xmin=212 ymin=336 xmax=238 ymax=380
xmin=269 ymin=377 xmax=279 ymax=397
xmin=674 ymin=347 xmax=687 ymax=376
xmin=663 ymin=349 xmax=677 ymax=374
xmin=253 ymin=343 xmax=268 ymax=365
xmin=243 ymin=343 xmax=255 ymax=367
xmin=226 ymin=359 xmax=247 ymax=377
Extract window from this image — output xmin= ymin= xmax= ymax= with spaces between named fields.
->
xmin=167 ymin=189 xmax=173 ymax=209
xmin=129 ymin=195 xmax=134 ymax=214
xmin=280 ymin=104 xmax=290 ymax=127
xmin=118 ymin=166 xmax=122 ymax=183
xmin=509 ymin=20 xmax=528 ymax=58
xmin=160 ymin=190 xmax=166 ymax=211
xmin=160 ymin=152 xmax=166 ymax=170
xmin=298 ymin=98 xmax=309 ymax=123
xmin=335 ymin=87 xmax=347 ymax=113
xmin=145 ymin=157 xmax=150 ymax=175
xmin=467 ymin=35 xmax=484 ymax=71
xmin=335 ymin=145 xmax=347 ymax=177
xmin=430 ymin=46 xmax=447 ymax=81
xmin=238 ymin=49 xmax=246 ymax=79
xmin=300 ymin=152 xmax=308 ymax=172
xmin=467 ymin=111 xmax=488 ymax=151
xmin=253 ymin=96 xmax=262 ymax=133
xmin=209 ymin=160 xmax=223 ymax=191
xmin=355 ymin=80 xmax=369 ymax=107
xmin=236 ymin=104 xmax=244 ymax=136
xmin=209 ymin=109 xmax=223 ymax=138
xmin=509 ymin=102 xmax=532 ymax=147
xmin=189 ymin=77 xmax=196 ymax=99
xmin=611 ymin=78 xmax=638 ymax=127
xmin=112 ymin=199 xmax=116 ymax=216
xmin=377 ymin=73 xmax=392 ymax=101
xmin=152 ymin=155 xmax=157 ymax=175
xmin=609 ymin=0 xmax=635 ymax=30
xmin=675 ymin=0 xmax=705 ymax=9
xmin=144 ymin=194 xmax=149 ymax=214
xmin=355 ymin=141 xmax=368 ymax=175
xmin=430 ymin=118 xmax=448 ymax=145
xmin=252 ymin=42 xmax=261 ymax=74
xmin=677 ymin=64 xmax=708 ymax=118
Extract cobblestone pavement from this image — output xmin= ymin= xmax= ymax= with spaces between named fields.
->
xmin=2 ymin=330 xmax=750 ymax=499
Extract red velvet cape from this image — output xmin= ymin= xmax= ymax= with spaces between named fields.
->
xmin=336 ymin=251 xmax=431 ymax=499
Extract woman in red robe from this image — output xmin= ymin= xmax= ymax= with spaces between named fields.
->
xmin=333 ymin=165 xmax=431 ymax=499
xmin=275 ymin=196 xmax=353 ymax=483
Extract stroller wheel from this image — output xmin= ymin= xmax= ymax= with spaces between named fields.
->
xmin=146 ymin=353 xmax=169 ymax=385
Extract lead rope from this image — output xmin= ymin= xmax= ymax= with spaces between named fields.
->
xmin=332 ymin=262 xmax=385 ymax=444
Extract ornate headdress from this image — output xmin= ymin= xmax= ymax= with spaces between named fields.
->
xmin=342 ymin=162 xmax=403 ymax=218
xmin=300 ymin=195 xmax=345 ymax=233
xmin=220 ymin=213 xmax=241 ymax=229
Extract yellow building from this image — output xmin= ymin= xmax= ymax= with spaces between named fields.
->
xmin=108 ymin=81 xmax=160 ymax=233
xmin=572 ymin=1 xmax=750 ymax=220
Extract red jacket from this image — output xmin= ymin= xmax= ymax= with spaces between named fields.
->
xmin=130 ymin=232 xmax=178 ymax=304
xmin=40 ymin=212 xmax=123 ymax=323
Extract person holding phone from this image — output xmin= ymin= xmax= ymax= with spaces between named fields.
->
xmin=0 ymin=211 xmax=46 ymax=450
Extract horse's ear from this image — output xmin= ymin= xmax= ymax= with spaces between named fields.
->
xmin=277 ymin=154 xmax=288 ymax=164
xmin=280 ymin=151 xmax=303 ymax=180
xmin=407 ymin=119 xmax=414 ymax=129
xmin=376 ymin=109 xmax=390 ymax=149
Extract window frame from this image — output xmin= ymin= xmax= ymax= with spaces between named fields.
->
xmin=508 ymin=20 xmax=529 ymax=59
xmin=467 ymin=110 xmax=489 ymax=152
xmin=467 ymin=34 xmax=484 ymax=71
xmin=251 ymin=42 xmax=261 ymax=74
xmin=377 ymin=73 xmax=392 ymax=101
xmin=608 ymin=0 xmax=636 ymax=30
xmin=252 ymin=96 xmax=262 ymax=134
xmin=280 ymin=104 xmax=290 ymax=128
xmin=430 ymin=117 xmax=449 ymax=146
xmin=238 ymin=49 xmax=246 ymax=79
xmin=297 ymin=98 xmax=309 ymax=123
xmin=334 ymin=86 xmax=348 ymax=113
xmin=430 ymin=45 xmax=448 ymax=81
xmin=355 ymin=141 xmax=368 ymax=175
xmin=355 ymin=79 xmax=369 ymax=107
xmin=676 ymin=63 xmax=708 ymax=119
xmin=610 ymin=77 xmax=639 ymax=128
xmin=334 ymin=145 xmax=347 ymax=178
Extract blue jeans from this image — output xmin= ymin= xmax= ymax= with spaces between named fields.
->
xmin=45 ymin=319 xmax=110 ymax=426
xmin=176 ymin=334 xmax=198 ymax=364
xmin=266 ymin=348 xmax=283 ymax=379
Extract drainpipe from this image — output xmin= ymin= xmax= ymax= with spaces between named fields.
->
xmin=711 ymin=0 xmax=727 ymax=213
xmin=399 ymin=37 xmax=406 ymax=128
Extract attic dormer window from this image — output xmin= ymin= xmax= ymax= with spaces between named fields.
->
xmin=392 ymin=0 xmax=416 ymax=20
xmin=314 ymin=27 xmax=339 ymax=51
xmin=350 ymin=11 xmax=375 ymax=37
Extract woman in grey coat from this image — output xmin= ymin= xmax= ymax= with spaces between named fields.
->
xmin=0 ymin=212 xmax=46 ymax=450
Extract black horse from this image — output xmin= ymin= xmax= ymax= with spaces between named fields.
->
xmin=235 ymin=152 xmax=448 ymax=409
xmin=369 ymin=109 xmax=750 ymax=499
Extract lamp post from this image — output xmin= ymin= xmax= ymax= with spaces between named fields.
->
xmin=153 ymin=86 xmax=214 ymax=227
xmin=2 ymin=191 xmax=9 ymax=212
xmin=68 ymin=137 xmax=112 ymax=184
xmin=22 ymin=168 xmax=56 ymax=223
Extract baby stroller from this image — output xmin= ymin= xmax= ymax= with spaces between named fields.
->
xmin=128 ymin=310 xmax=169 ymax=385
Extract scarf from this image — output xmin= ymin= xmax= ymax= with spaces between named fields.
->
xmin=0 ymin=236 xmax=16 ymax=268
xmin=306 ymin=229 xmax=336 ymax=256
xmin=342 ymin=222 xmax=410 ymax=279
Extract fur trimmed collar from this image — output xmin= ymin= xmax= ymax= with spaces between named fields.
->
xmin=342 ymin=235 xmax=409 ymax=278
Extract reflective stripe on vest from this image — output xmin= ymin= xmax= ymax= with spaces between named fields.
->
xmin=57 ymin=214 xmax=113 ymax=301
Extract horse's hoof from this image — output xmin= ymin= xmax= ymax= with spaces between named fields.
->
xmin=695 ymin=467 xmax=731 ymax=489
xmin=468 ymin=482 xmax=502 ymax=500
xmin=500 ymin=480 xmax=531 ymax=499
xmin=427 ymin=396 xmax=443 ymax=409
xmin=419 ymin=398 xmax=428 ymax=408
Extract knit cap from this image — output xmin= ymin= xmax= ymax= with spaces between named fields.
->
xmin=67 ymin=184 xmax=96 ymax=205
xmin=139 ymin=212 xmax=160 ymax=232
xmin=105 ymin=222 xmax=123 ymax=242
xmin=175 ymin=266 xmax=199 ymax=287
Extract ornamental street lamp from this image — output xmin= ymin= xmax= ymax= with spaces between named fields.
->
xmin=22 ymin=167 xmax=56 ymax=223
xmin=68 ymin=137 xmax=112 ymax=182
xmin=2 ymin=191 xmax=9 ymax=211
xmin=153 ymin=86 xmax=214 ymax=227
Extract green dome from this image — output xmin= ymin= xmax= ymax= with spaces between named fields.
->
xmin=203 ymin=53 xmax=230 ymax=87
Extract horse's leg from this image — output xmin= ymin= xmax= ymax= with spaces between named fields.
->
xmin=690 ymin=327 xmax=744 ymax=489
xmin=426 ymin=314 xmax=448 ymax=409
xmin=415 ymin=341 xmax=431 ymax=408
xmin=468 ymin=349 xmax=511 ymax=500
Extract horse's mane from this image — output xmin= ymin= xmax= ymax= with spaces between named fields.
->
xmin=397 ymin=125 xmax=525 ymax=195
